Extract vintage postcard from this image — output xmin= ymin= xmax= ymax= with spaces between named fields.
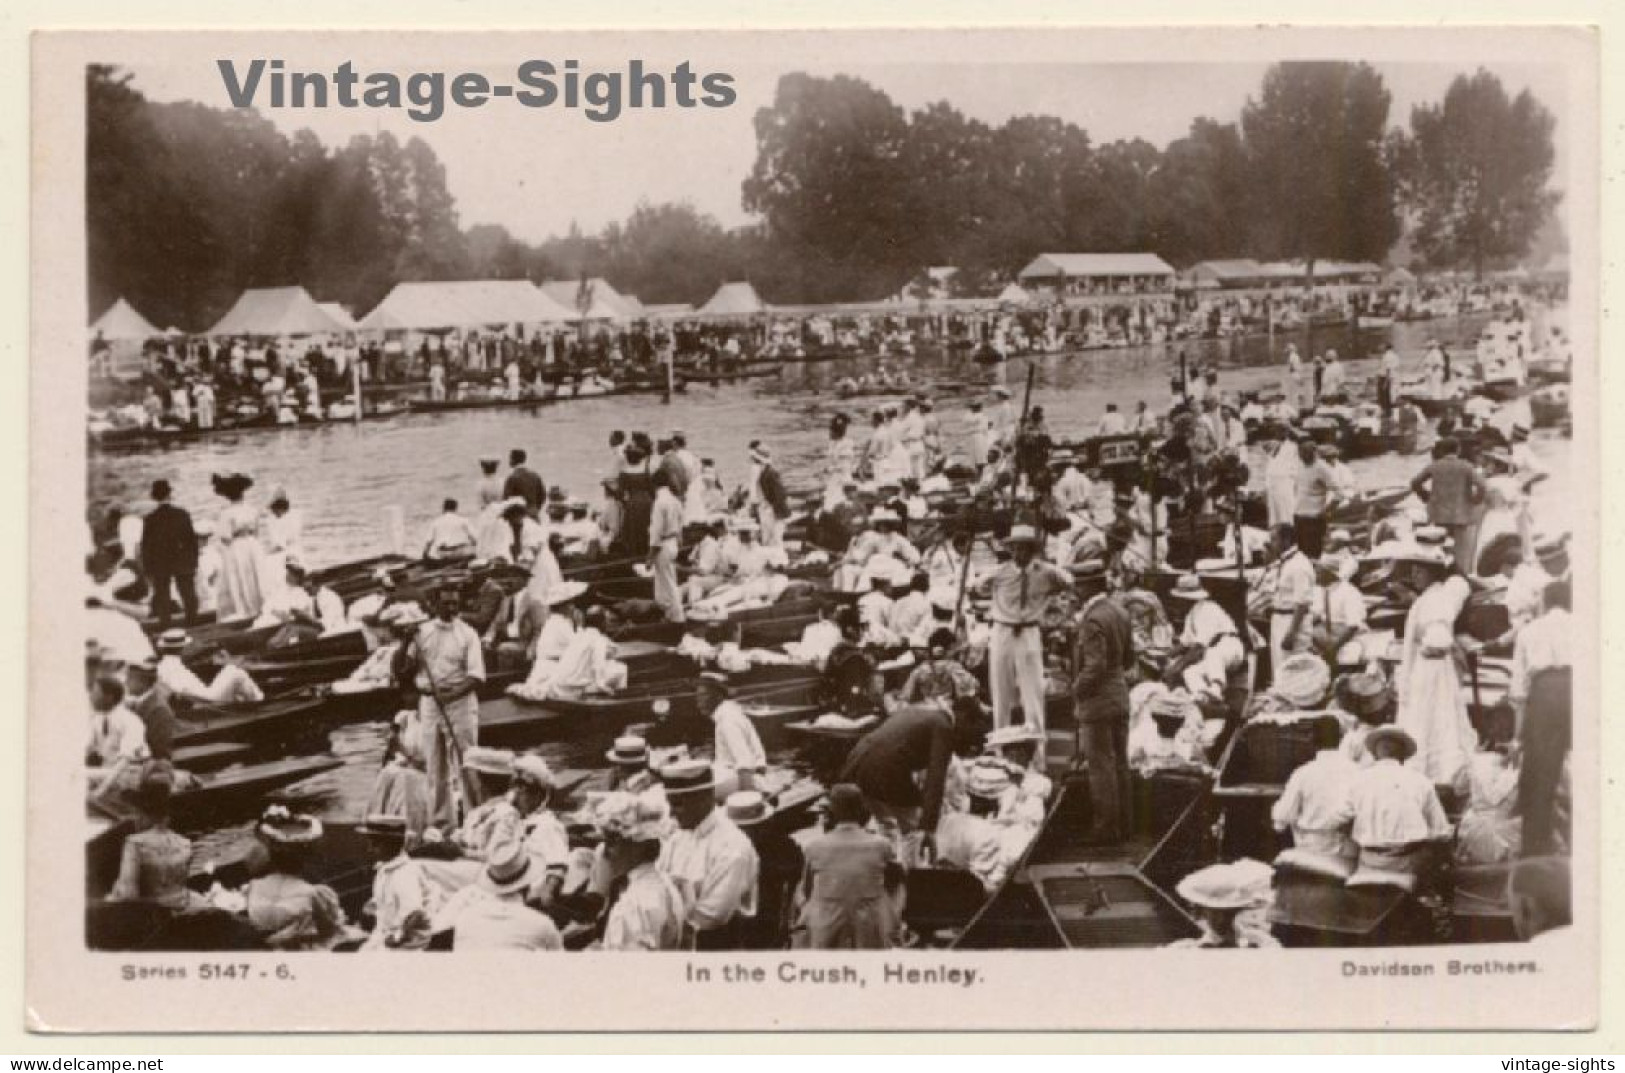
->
xmin=28 ymin=25 xmax=1600 ymax=1032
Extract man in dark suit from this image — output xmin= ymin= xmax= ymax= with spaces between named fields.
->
xmin=140 ymin=479 xmax=199 ymax=628
xmin=503 ymin=448 xmax=546 ymax=518
xmin=1410 ymin=436 xmax=1488 ymax=572
xmin=1073 ymin=580 xmax=1137 ymax=844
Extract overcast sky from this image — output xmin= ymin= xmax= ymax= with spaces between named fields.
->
xmin=127 ymin=52 xmax=1572 ymax=245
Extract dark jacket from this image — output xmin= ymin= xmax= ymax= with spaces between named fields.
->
xmin=140 ymin=503 xmax=198 ymax=575
xmin=503 ymin=465 xmax=547 ymax=515
xmin=1073 ymin=594 xmax=1134 ymax=723
xmin=1410 ymin=457 xmax=1486 ymax=527
xmin=758 ymin=465 xmax=790 ymax=517
xmin=840 ymin=705 xmax=956 ymax=831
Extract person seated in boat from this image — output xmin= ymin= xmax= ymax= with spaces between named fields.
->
xmin=1095 ymin=402 xmax=1128 ymax=437
xmin=107 ymin=768 xmax=210 ymax=913
xmin=1126 ymin=683 xmax=1209 ymax=775
xmin=495 ymin=498 xmax=547 ymax=569
xmin=690 ymin=547 xmax=791 ymax=619
xmin=252 ymin=560 xmax=325 ymax=642
xmin=1168 ymin=571 xmax=1243 ymax=679
xmin=1333 ymin=672 xmax=1393 ymax=766
xmin=86 ymin=673 xmax=148 ymax=786
xmin=1345 ymin=727 xmax=1453 ymax=890
xmin=1306 ymin=554 xmax=1368 ymax=668
xmin=934 ymin=757 xmax=1020 ymax=890
xmin=428 ymin=838 xmax=565 ymax=951
xmin=779 ymin=604 xmax=842 ymax=669
xmin=539 ymin=606 xmax=628 ymax=700
xmin=855 ymin=572 xmax=899 ymax=645
xmin=153 ymin=629 xmax=263 ymax=706
xmin=697 ymin=672 xmax=767 ymax=797
xmin=505 ymin=583 xmax=588 ymax=700
xmin=1167 ymin=860 xmax=1279 ymax=949
xmin=682 ymin=518 xmax=731 ymax=606
xmin=897 ymin=477 xmax=929 ymax=521
xmin=334 ymin=602 xmax=428 ymax=695
xmin=243 ymin=807 xmax=364 ymax=951
xmin=884 ymin=573 xmax=935 ymax=649
xmin=587 ymin=788 xmax=686 ymax=951
xmin=1455 ymin=737 xmax=1522 ymax=866
xmin=821 ymin=608 xmax=883 ymax=716
xmin=422 ymin=498 xmax=479 ymax=563
xmin=1052 ymin=461 xmax=1094 ymax=514
xmin=605 ymin=735 xmax=658 ymax=792
xmin=893 ymin=628 xmax=980 ymax=711
xmin=1269 ymin=715 xmax=1359 ymax=876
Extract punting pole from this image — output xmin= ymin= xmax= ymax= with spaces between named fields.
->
xmin=352 ymin=352 xmax=363 ymax=425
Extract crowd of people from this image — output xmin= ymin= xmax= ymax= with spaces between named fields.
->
xmin=85 ymin=294 xmax=1576 ymax=953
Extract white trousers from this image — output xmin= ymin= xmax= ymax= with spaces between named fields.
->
xmin=989 ymin=624 xmax=1047 ymax=748
xmin=422 ymin=692 xmax=479 ymax=830
xmin=653 ymin=544 xmax=684 ymax=623
xmin=757 ymin=503 xmax=783 ymax=547
xmin=191 ymin=665 xmax=262 ymax=705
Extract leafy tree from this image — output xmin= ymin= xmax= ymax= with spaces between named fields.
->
xmin=1240 ymin=62 xmax=1399 ymax=276
xmin=1394 ymin=68 xmax=1559 ymax=277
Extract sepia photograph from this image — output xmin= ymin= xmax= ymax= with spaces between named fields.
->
xmin=27 ymin=25 xmax=1600 ymax=1032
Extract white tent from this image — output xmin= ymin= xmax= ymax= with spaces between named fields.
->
xmin=997 ymin=282 xmax=1031 ymax=303
xmin=359 ymin=280 xmax=573 ymax=332
xmin=317 ymin=302 xmax=359 ymax=332
xmin=541 ymin=278 xmax=640 ymax=321
xmin=90 ymin=298 xmax=160 ymax=341
xmin=698 ymin=281 xmax=769 ymax=318
xmin=207 ymin=286 xmax=348 ymax=337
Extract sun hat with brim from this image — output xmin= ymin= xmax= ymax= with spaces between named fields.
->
xmin=154 ymin=628 xmax=190 ymax=652
xmin=511 ymin=754 xmax=556 ymax=790
xmin=1169 ymin=574 xmax=1206 ymax=600
xmin=1175 ymin=860 xmax=1273 ymax=911
xmin=1364 ymin=725 xmax=1418 ymax=762
xmin=605 ymin=735 xmax=650 ymax=767
xmin=480 ymin=840 xmax=533 ymax=895
xmin=257 ymin=806 xmax=323 ymax=845
xmin=724 ymin=790 xmax=775 ymax=827
xmin=697 ymin=671 xmax=732 ymax=694
xmin=1414 ymin=525 xmax=1451 ymax=547
xmin=1003 ymin=524 xmax=1040 ymax=546
xmin=1336 ymin=672 xmax=1393 ymax=720
xmin=546 ymin=580 xmax=591 ymax=606
xmin=1274 ymin=653 xmax=1331 ymax=709
xmin=658 ymin=758 xmax=716 ymax=796
xmin=461 ymin=746 xmax=516 ymax=778
xmin=966 ymin=758 xmax=1016 ymax=801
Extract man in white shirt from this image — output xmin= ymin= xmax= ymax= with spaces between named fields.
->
xmin=1347 ymin=726 xmax=1452 ymax=883
xmin=1308 ymin=554 xmax=1368 ymax=666
xmin=658 ymin=760 xmax=760 ymax=950
xmin=1267 ymin=525 xmax=1317 ymax=689
xmin=1170 ymin=573 xmax=1244 ymax=679
xmin=986 ymin=525 xmax=1073 ymax=744
xmin=700 ymin=672 xmax=766 ymax=793
xmin=154 ymin=629 xmax=263 ymax=705
xmin=1053 ymin=463 xmax=1093 ymax=514
xmin=422 ymin=499 xmax=479 ymax=562
xmin=88 ymin=676 xmax=149 ymax=766
xmin=431 ymin=840 xmax=563 ymax=951
xmin=1096 ymin=403 xmax=1127 ymax=437
xmin=647 ymin=471 xmax=686 ymax=624
xmin=684 ymin=519 xmax=730 ymax=604
xmin=1271 ymin=717 xmax=1359 ymax=865
xmin=409 ymin=586 xmax=487 ymax=828
xmin=1513 ymin=579 xmax=1571 ymax=856
xmin=887 ymin=573 xmax=935 ymax=648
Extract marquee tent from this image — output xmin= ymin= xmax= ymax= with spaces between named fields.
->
xmin=541 ymin=278 xmax=640 ymax=321
xmin=207 ymin=286 xmax=348 ymax=338
xmin=90 ymin=298 xmax=160 ymax=341
xmin=318 ymin=302 xmax=360 ymax=331
xmin=359 ymin=280 xmax=573 ymax=332
xmin=698 ymin=281 xmax=769 ymax=317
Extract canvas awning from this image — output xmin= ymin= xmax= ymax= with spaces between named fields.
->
xmin=1018 ymin=253 xmax=1175 ymax=281
xmin=90 ymin=298 xmax=160 ymax=342
xmin=207 ymin=286 xmax=347 ymax=337
xmin=698 ymin=281 xmax=769 ymax=317
xmin=540 ymin=278 xmax=640 ymax=321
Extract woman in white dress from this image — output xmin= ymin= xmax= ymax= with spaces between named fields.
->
xmin=212 ymin=473 xmax=265 ymax=620
xmin=258 ymin=488 xmax=305 ymax=595
xmin=823 ymin=415 xmax=857 ymax=509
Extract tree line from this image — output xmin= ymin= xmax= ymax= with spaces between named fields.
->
xmin=88 ymin=60 xmax=1559 ymax=329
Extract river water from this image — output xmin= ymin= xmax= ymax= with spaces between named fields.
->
xmin=89 ymin=312 xmax=1577 ymax=864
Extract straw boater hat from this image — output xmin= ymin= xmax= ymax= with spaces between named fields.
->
xmin=657 ymin=758 xmax=715 ymax=796
xmin=724 ymin=790 xmax=775 ymax=827
xmin=697 ymin=670 xmax=732 ymax=695
xmin=480 ymin=839 xmax=533 ymax=895
xmin=984 ymin=724 xmax=1045 ymax=751
xmin=605 ymin=735 xmax=651 ymax=767
xmin=1177 ymin=860 xmax=1273 ymax=911
xmin=379 ymin=601 xmax=429 ymax=629
xmin=1169 ymin=574 xmax=1206 ymax=601
xmin=154 ymin=628 xmax=190 ymax=653
xmin=1364 ymin=725 xmax=1418 ymax=762
xmin=1274 ymin=653 xmax=1331 ymax=709
xmin=1413 ymin=525 xmax=1451 ymax=549
xmin=257 ymin=805 xmax=323 ymax=845
xmin=1003 ymin=524 xmax=1040 ymax=547
xmin=1336 ymin=672 xmax=1394 ymax=721
xmin=461 ymin=746 xmax=516 ymax=778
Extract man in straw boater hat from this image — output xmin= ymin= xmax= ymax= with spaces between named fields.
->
xmin=588 ymin=788 xmax=686 ymax=951
xmin=153 ymin=627 xmax=264 ymax=705
xmin=451 ymin=746 xmax=520 ymax=861
xmin=429 ymin=837 xmax=564 ymax=951
xmin=985 ymin=522 xmax=1073 ymax=766
xmin=1073 ymin=560 xmax=1136 ymax=845
xmin=1345 ymin=726 xmax=1452 ymax=889
xmin=1169 ymin=571 xmax=1243 ymax=685
xmin=605 ymin=734 xmax=656 ymax=792
xmin=656 ymin=758 xmax=760 ymax=950
xmin=404 ymin=582 xmax=487 ymax=829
